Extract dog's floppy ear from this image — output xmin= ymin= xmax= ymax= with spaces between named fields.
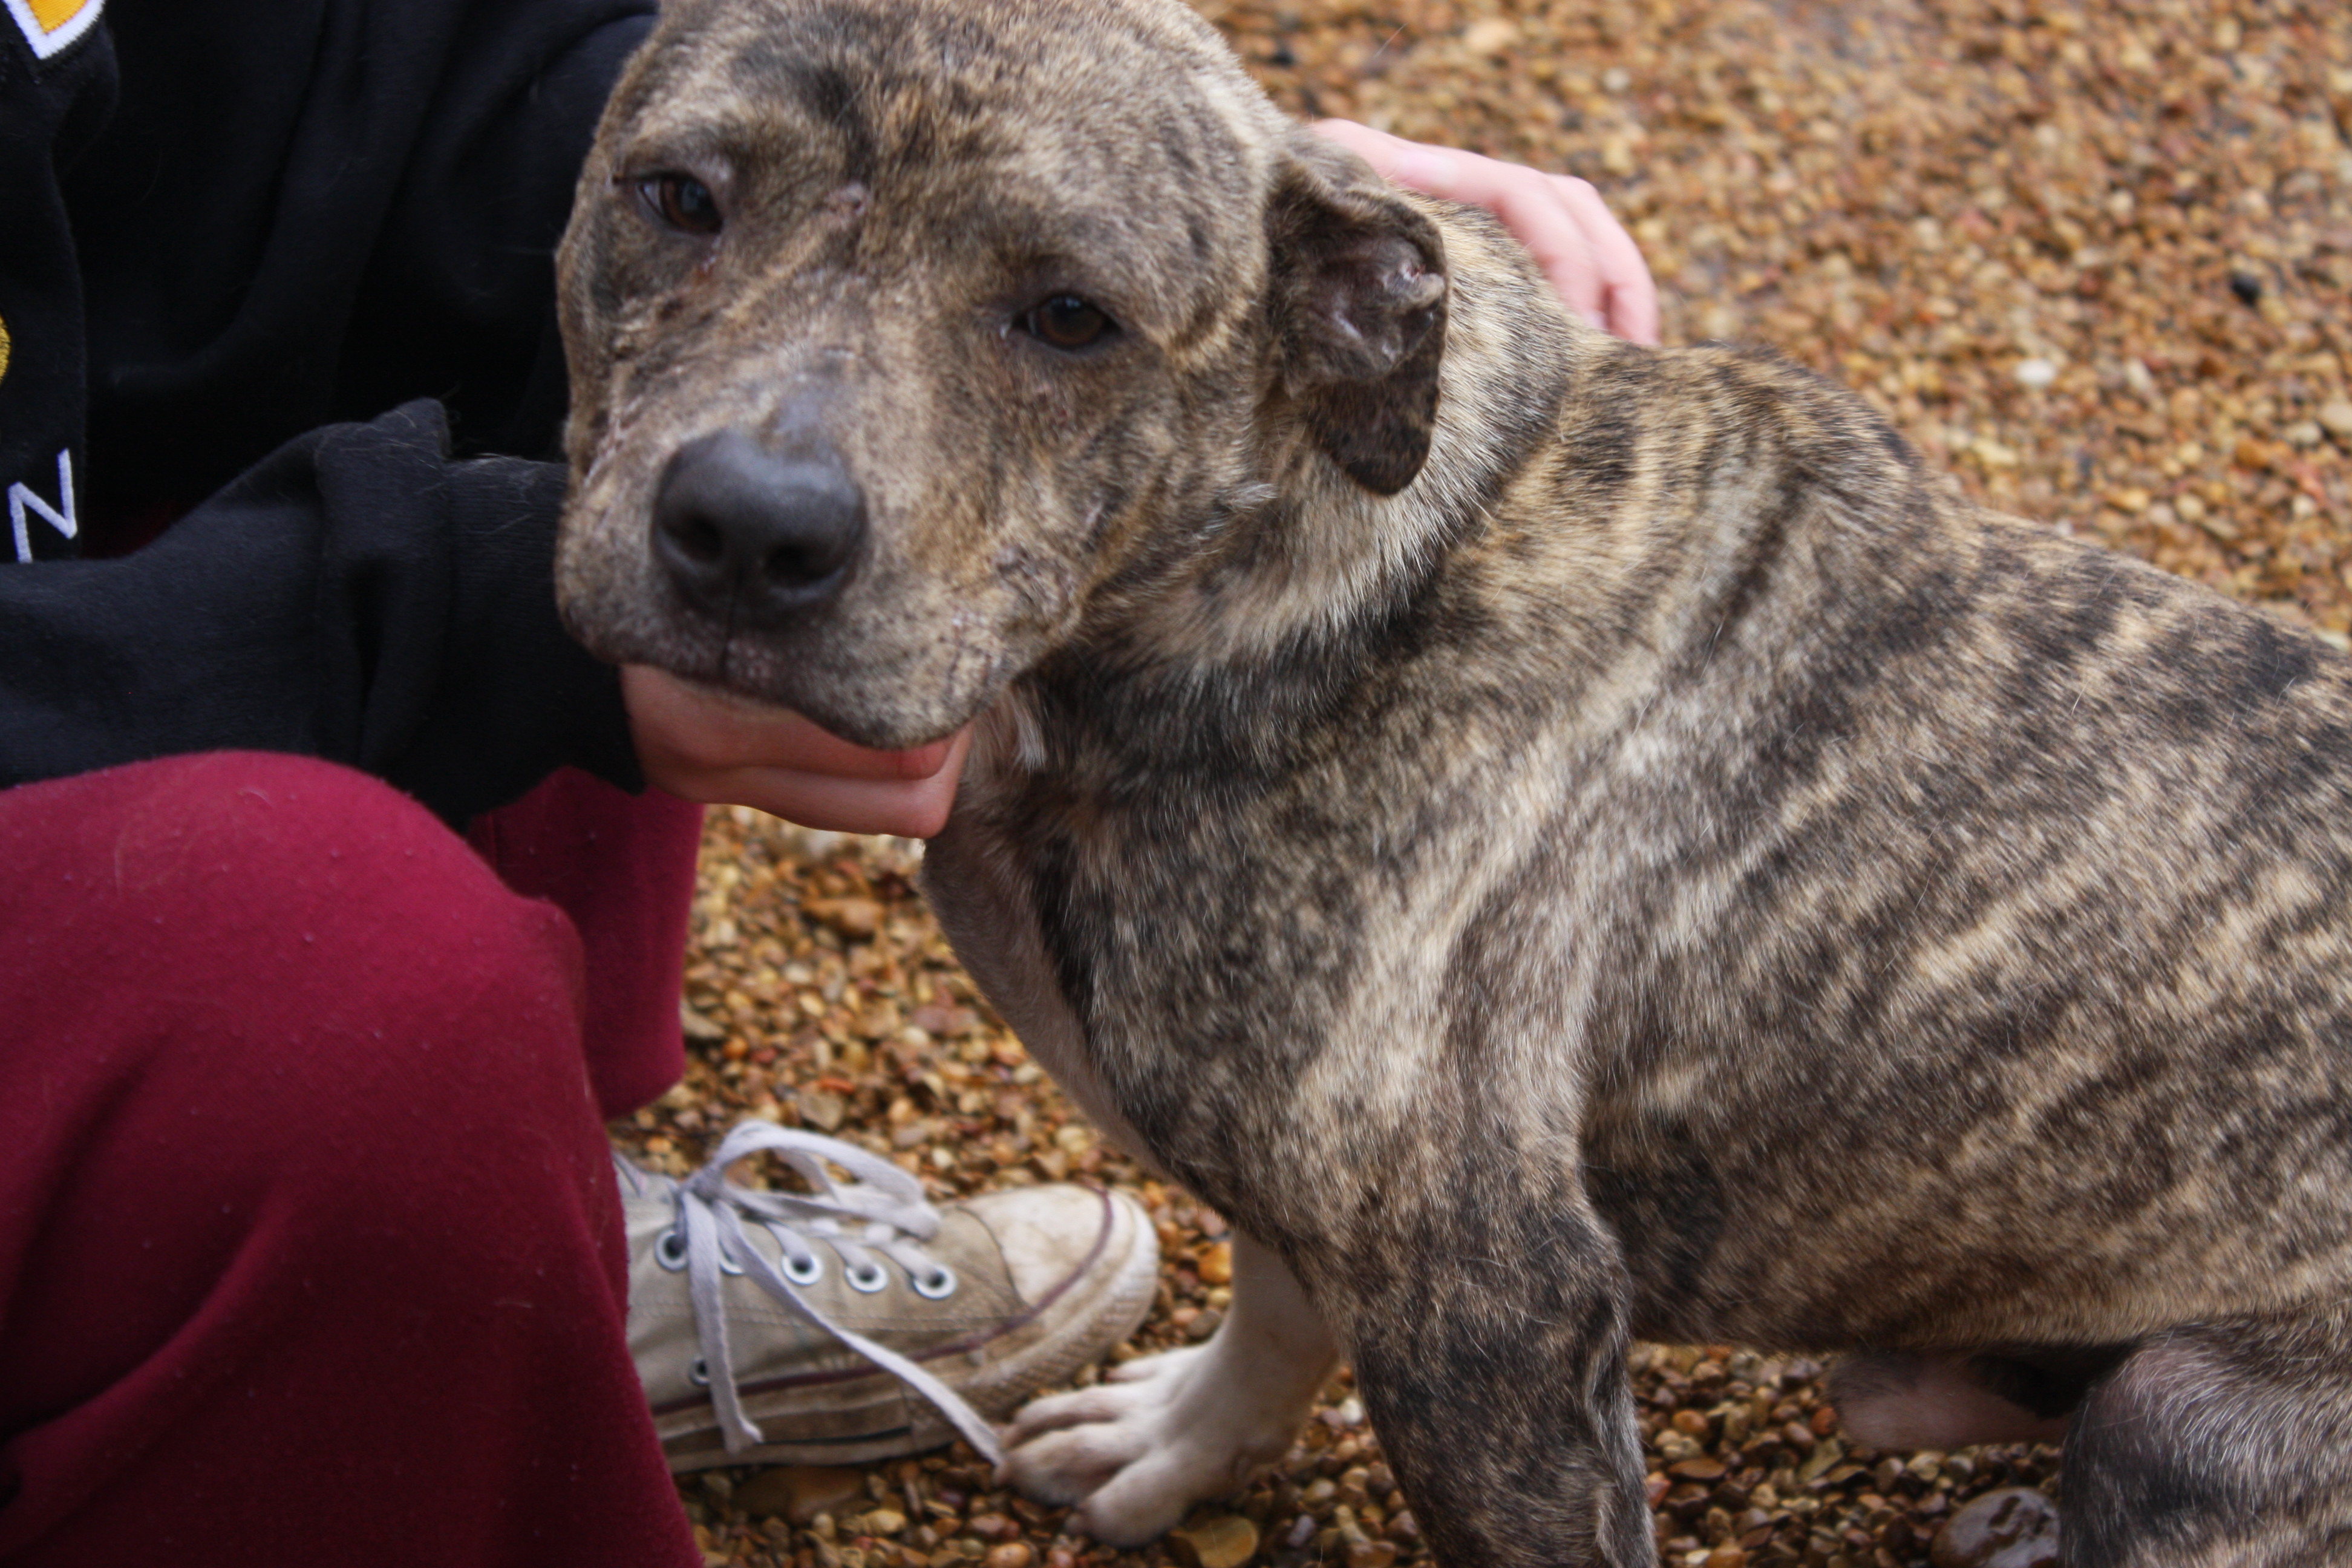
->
xmin=1267 ymin=137 xmax=1449 ymax=496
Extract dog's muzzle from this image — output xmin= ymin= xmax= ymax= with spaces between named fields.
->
xmin=650 ymin=428 xmax=867 ymax=626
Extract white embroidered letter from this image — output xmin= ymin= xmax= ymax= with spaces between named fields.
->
xmin=10 ymin=449 xmax=77 ymax=563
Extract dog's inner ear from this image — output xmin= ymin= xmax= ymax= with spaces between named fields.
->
xmin=1267 ymin=139 xmax=1449 ymax=497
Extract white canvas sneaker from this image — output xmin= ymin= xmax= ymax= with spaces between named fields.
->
xmin=621 ymin=1121 xmax=1157 ymax=1471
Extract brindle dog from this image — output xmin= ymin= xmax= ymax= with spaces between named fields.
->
xmin=552 ymin=0 xmax=2352 ymax=1561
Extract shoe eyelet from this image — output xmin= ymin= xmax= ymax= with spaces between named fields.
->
xmin=912 ymin=1264 xmax=958 ymax=1301
xmin=846 ymin=1261 xmax=889 ymax=1293
xmin=767 ymin=1224 xmax=824 ymax=1285
xmin=718 ymin=1247 xmax=745 ymax=1277
xmin=689 ymin=1357 xmax=711 ymax=1388
xmin=655 ymin=1227 xmax=689 ymax=1272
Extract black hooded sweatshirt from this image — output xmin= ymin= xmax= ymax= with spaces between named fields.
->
xmin=0 ymin=0 xmax=658 ymax=826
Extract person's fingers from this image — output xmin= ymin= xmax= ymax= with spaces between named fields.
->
xmin=1310 ymin=119 xmax=1660 ymax=343
xmin=1307 ymin=116 xmax=1414 ymax=171
xmin=1310 ymin=122 xmax=1602 ymax=321
xmin=1549 ymin=174 xmax=1661 ymax=345
xmin=622 ymin=665 xmax=972 ymax=836
xmin=623 ymin=665 xmax=958 ymax=782
xmin=670 ymin=727 xmax=975 ymax=838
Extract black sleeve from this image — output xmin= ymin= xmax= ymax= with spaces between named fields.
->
xmin=21 ymin=0 xmax=661 ymax=820
xmin=75 ymin=0 xmax=657 ymax=506
xmin=335 ymin=5 xmax=658 ymax=462
xmin=0 ymin=400 xmax=641 ymax=825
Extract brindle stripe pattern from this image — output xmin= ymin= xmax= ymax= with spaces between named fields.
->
xmin=558 ymin=0 xmax=2352 ymax=1558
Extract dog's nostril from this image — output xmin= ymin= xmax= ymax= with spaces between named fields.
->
xmin=670 ymin=514 xmax=727 ymax=566
xmin=763 ymin=541 xmax=832 ymax=589
xmin=650 ymin=428 xmax=867 ymax=619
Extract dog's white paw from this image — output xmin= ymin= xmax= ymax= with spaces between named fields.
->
xmin=1000 ymin=1341 xmax=1307 ymax=1546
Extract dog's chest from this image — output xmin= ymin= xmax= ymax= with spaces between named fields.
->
xmin=916 ymin=683 xmax=1646 ymax=1226
xmin=919 ymin=809 xmax=1154 ymax=1168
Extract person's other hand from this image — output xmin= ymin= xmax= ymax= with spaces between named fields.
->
xmin=1311 ymin=120 xmax=1660 ymax=345
xmin=623 ymin=665 xmax=970 ymax=837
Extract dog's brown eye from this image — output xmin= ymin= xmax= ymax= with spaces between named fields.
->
xmin=639 ymin=173 xmax=723 ymax=237
xmin=1024 ymin=295 xmax=1115 ymax=351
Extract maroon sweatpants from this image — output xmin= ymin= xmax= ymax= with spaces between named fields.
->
xmin=0 ymin=752 xmax=707 ymax=1566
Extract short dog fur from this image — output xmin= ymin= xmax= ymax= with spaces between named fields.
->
xmin=554 ymin=1 xmax=2352 ymax=1562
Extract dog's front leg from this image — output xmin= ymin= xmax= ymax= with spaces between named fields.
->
xmin=1000 ymin=1232 xmax=1338 ymax=1545
xmin=1336 ymin=1203 xmax=1653 ymax=1568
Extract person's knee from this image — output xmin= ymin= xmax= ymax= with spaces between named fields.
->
xmin=98 ymin=750 xmax=601 ymax=1144
xmin=13 ymin=750 xmax=586 ymax=1052
xmin=4 ymin=750 xmax=608 ymax=1239
xmin=0 ymin=753 xmax=620 ymax=1410
xmin=90 ymin=750 xmax=535 ymax=935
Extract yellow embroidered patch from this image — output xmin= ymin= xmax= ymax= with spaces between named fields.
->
xmin=7 ymin=0 xmax=101 ymax=59
xmin=0 ymin=316 xmax=11 ymax=386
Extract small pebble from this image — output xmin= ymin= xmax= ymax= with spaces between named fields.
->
xmin=1168 ymin=1513 xmax=1260 ymax=1568
xmin=1930 ymin=1488 xmax=2060 ymax=1568
xmin=2318 ymin=401 xmax=2352 ymax=440
xmin=1461 ymin=16 xmax=1518 ymax=53
xmin=734 ymin=1465 xmax=867 ymax=1526
xmin=2013 ymin=358 xmax=2058 ymax=390
xmin=985 ymin=1544 xmax=1035 ymax=1568
xmin=802 ymin=895 xmax=884 ymax=939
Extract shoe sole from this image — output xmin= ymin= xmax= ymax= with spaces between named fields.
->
xmin=659 ymin=1185 xmax=1159 ymax=1471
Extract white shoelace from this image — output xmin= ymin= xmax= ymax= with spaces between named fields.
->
xmin=621 ymin=1121 xmax=1006 ymax=1465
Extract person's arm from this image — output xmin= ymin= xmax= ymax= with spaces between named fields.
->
xmin=0 ymin=401 xmax=638 ymax=826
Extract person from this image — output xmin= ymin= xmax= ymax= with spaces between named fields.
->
xmin=0 ymin=1 xmax=1656 ymax=1563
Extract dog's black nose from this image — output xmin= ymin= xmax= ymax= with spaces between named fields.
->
xmin=650 ymin=428 xmax=866 ymax=621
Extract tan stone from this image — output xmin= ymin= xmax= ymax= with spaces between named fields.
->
xmin=733 ymin=1465 xmax=868 ymax=1526
xmin=1168 ymin=1514 xmax=1260 ymax=1568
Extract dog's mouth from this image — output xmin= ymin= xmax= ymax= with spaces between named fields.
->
xmin=640 ymin=609 xmax=996 ymax=753
xmin=559 ymin=357 xmax=1091 ymax=752
xmin=560 ymin=482 xmax=1032 ymax=753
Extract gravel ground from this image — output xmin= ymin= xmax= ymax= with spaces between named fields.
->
xmin=612 ymin=0 xmax=2352 ymax=1562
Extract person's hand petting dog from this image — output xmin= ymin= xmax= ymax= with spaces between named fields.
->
xmin=1312 ymin=119 xmax=1660 ymax=344
xmin=625 ymin=126 xmax=1658 ymax=833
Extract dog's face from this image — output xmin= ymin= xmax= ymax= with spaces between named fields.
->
xmin=554 ymin=0 xmax=1448 ymax=747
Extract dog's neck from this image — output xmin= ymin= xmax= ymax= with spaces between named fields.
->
xmin=965 ymin=207 xmax=1590 ymax=795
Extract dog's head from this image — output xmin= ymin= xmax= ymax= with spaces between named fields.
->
xmin=554 ymin=0 xmax=1447 ymax=746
